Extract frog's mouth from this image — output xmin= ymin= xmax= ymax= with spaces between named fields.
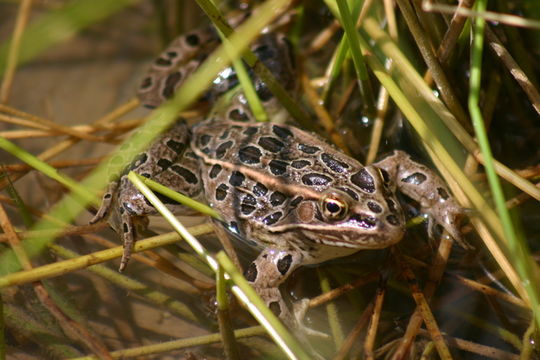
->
xmin=298 ymin=222 xmax=405 ymax=249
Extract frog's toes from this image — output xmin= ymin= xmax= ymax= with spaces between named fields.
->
xmin=90 ymin=181 xmax=118 ymax=224
xmin=118 ymin=212 xmax=136 ymax=272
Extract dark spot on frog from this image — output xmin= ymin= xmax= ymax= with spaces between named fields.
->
xmin=337 ymin=187 xmax=359 ymax=201
xmin=302 ymin=173 xmax=332 ymax=186
xmin=215 ymin=140 xmax=233 ymax=159
xmin=209 ymin=164 xmax=222 ymax=179
xmin=253 ymin=182 xmax=268 ymax=196
xmin=157 ymin=158 xmax=172 ymax=171
xmin=290 ymin=196 xmax=303 ymax=207
xmin=298 ymin=143 xmax=320 ymax=154
xmin=243 ymin=127 xmax=258 ymax=136
xmin=239 ymin=146 xmax=262 ymax=164
xmin=155 ymin=57 xmax=172 ymax=66
xmin=437 ymin=187 xmax=449 ymax=200
xmin=350 ymin=168 xmax=376 ymax=193
xmin=229 ymin=171 xmax=245 ymax=187
xmin=367 ymin=201 xmax=383 ymax=213
xmin=269 ymin=159 xmax=288 ymax=176
xmin=119 ymin=206 xmax=125 ymax=214
xmin=219 ymin=129 xmax=230 ymax=139
xmin=141 ymin=173 xmax=151 ymax=178
xmin=241 ymin=194 xmax=257 ymax=215
xmin=166 ymin=139 xmax=186 ymax=154
xmin=291 ymin=160 xmax=310 ymax=169
xmin=140 ymin=77 xmax=153 ymax=89
xmin=123 ymin=223 xmax=129 ymax=233
xmin=162 ymin=71 xmax=182 ymax=99
xmin=199 ymin=134 xmax=212 ymax=146
xmin=255 ymin=83 xmax=274 ymax=102
xmin=272 ymin=125 xmax=293 ymax=139
xmin=349 ymin=214 xmax=377 ymax=228
xmin=270 ymin=191 xmax=286 ymax=206
xmin=127 ymin=153 xmax=148 ymax=172
xmin=228 ymin=108 xmax=249 ymax=121
xmin=244 ymin=262 xmax=258 ymax=282
xmin=184 ymin=151 xmax=198 ymax=159
xmin=386 ymin=199 xmax=397 ymax=213
xmin=386 ymin=215 xmax=400 ymax=226
xmin=171 ymin=165 xmax=198 ymax=184
xmin=201 ymin=147 xmax=211 ymax=155
xmin=104 ymin=193 xmax=112 ymax=199
xmin=258 ymin=137 xmax=284 ymax=153
xmin=401 ymin=172 xmax=427 ymax=185
xmin=379 ymin=168 xmax=390 ymax=184
xmin=321 ymin=153 xmax=349 ymax=173
xmin=166 ymin=51 xmax=178 ymax=59
xmin=263 ymin=211 xmax=282 ymax=225
xmin=185 ymin=33 xmax=200 ymax=47
xmin=277 ymin=254 xmax=292 ymax=275
xmin=268 ymin=301 xmax=281 ymax=317
xmin=215 ymin=183 xmax=229 ymax=201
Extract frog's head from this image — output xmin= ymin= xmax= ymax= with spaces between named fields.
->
xmin=289 ymin=165 xmax=406 ymax=250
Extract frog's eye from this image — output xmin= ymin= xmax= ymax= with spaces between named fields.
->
xmin=321 ymin=193 xmax=348 ymax=221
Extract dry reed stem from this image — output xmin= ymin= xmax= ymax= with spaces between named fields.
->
xmin=0 ymin=0 xmax=33 ymax=103
xmin=363 ymin=280 xmax=385 ymax=360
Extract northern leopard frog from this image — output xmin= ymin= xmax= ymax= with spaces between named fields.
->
xmin=91 ymin=17 xmax=463 ymax=332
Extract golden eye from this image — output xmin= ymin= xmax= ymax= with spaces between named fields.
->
xmin=321 ymin=193 xmax=348 ymax=220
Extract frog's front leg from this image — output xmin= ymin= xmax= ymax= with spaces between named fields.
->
xmin=373 ymin=150 xmax=464 ymax=242
xmin=244 ymin=248 xmax=303 ymax=329
xmin=90 ymin=121 xmax=201 ymax=271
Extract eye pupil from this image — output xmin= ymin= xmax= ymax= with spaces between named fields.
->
xmin=326 ymin=201 xmax=341 ymax=213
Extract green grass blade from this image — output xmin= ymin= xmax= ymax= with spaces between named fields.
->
xmin=0 ymin=137 xmax=97 ymax=206
xmin=137 ymin=174 xmax=221 ymax=220
xmin=217 ymin=253 xmax=311 ymax=360
xmin=334 ymin=0 xmax=376 ymax=116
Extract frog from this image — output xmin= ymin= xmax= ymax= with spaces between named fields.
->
xmin=90 ymin=18 xmax=463 ymax=333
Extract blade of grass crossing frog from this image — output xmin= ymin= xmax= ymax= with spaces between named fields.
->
xmin=129 ymin=172 xmax=310 ymax=360
xmin=217 ymin=253 xmax=312 ymax=360
xmin=137 ymin=174 xmax=221 ymax=220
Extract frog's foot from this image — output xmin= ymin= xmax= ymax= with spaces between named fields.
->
xmin=374 ymin=150 xmax=466 ymax=245
xmin=293 ymin=298 xmax=329 ymax=338
xmin=118 ymin=212 xmax=148 ymax=272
